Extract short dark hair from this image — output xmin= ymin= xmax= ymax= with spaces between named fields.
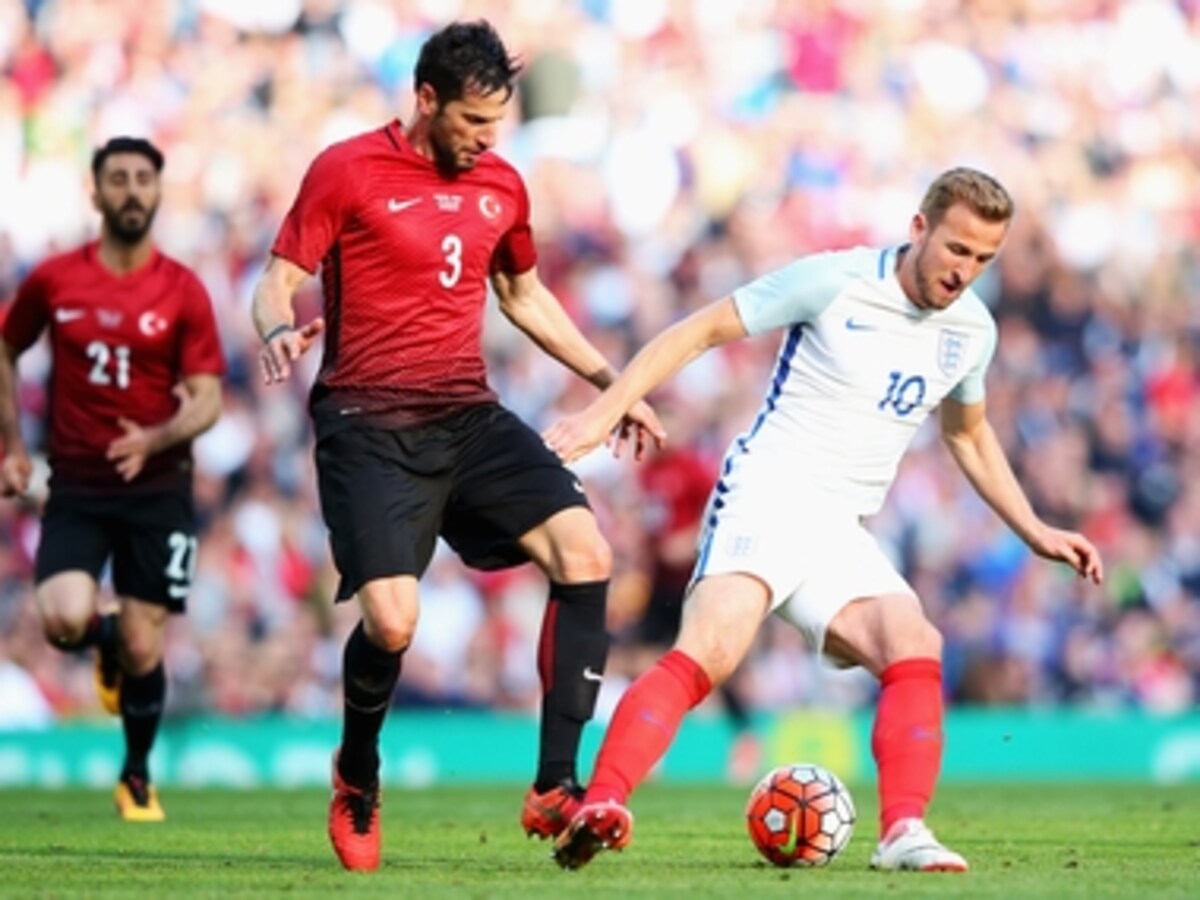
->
xmin=414 ymin=20 xmax=522 ymax=105
xmin=91 ymin=136 xmax=164 ymax=178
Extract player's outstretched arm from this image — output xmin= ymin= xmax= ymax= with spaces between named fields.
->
xmin=543 ymin=296 xmax=748 ymax=464
xmin=493 ymin=266 xmax=668 ymax=458
xmin=0 ymin=340 xmax=31 ymax=496
xmin=252 ymin=255 xmax=325 ymax=385
xmin=940 ymin=397 xmax=1104 ymax=583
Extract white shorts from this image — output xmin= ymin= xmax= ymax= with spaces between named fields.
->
xmin=691 ymin=463 xmax=914 ymax=661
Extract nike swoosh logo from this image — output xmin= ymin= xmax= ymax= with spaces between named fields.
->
xmin=781 ymin=811 xmax=801 ymax=857
xmin=55 ymin=309 xmax=86 ymax=323
xmin=387 ymin=197 xmax=421 ymax=213
xmin=582 ymin=667 xmax=603 ymax=682
xmin=572 ymin=480 xmax=586 ymax=495
xmin=845 ymin=317 xmax=874 ymax=331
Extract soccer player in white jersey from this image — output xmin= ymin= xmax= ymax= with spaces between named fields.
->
xmin=543 ymin=167 xmax=1104 ymax=872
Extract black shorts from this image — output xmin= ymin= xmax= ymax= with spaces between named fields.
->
xmin=35 ymin=485 xmax=198 ymax=612
xmin=316 ymin=403 xmax=590 ymax=601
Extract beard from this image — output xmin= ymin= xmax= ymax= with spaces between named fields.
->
xmin=912 ymin=243 xmax=951 ymax=310
xmin=429 ymin=114 xmax=478 ymax=177
xmin=103 ymin=202 xmax=157 ymax=245
xmin=430 ymin=137 xmax=461 ymax=177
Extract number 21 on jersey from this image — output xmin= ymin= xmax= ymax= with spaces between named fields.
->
xmin=87 ymin=340 xmax=131 ymax=389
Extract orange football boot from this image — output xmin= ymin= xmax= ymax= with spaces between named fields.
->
xmin=114 ymin=773 xmax=165 ymax=822
xmin=521 ymin=778 xmax=583 ymax=839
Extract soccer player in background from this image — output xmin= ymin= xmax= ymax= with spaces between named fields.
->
xmin=251 ymin=20 xmax=664 ymax=872
xmin=544 ymin=167 xmax=1104 ymax=872
xmin=0 ymin=136 xmax=225 ymax=821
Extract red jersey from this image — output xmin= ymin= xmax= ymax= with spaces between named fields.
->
xmin=271 ymin=120 xmax=538 ymax=434
xmin=2 ymin=242 xmax=225 ymax=491
xmin=638 ymin=445 xmax=719 ymax=588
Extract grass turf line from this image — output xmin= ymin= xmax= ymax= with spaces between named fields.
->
xmin=0 ymin=783 xmax=1196 ymax=898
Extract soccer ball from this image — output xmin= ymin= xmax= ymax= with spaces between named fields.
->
xmin=745 ymin=762 xmax=856 ymax=867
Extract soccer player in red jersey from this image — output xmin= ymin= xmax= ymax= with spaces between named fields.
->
xmin=0 ymin=136 xmax=225 ymax=821
xmin=251 ymin=20 xmax=664 ymax=871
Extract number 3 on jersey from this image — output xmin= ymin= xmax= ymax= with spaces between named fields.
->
xmin=439 ymin=233 xmax=462 ymax=288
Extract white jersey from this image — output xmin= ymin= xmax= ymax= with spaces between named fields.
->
xmin=726 ymin=244 xmax=997 ymax=517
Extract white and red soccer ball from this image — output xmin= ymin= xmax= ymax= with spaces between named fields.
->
xmin=745 ymin=762 xmax=856 ymax=867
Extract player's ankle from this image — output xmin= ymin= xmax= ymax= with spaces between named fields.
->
xmin=881 ymin=810 xmax=924 ymax=842
xmin=583 ymin=786 xmax=626 ymax=806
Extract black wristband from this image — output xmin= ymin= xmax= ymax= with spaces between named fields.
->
xmin=262 ymin=323 xmax=295 ymax=344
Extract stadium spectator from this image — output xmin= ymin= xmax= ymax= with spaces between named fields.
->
xmin=249 ymin=19 xmax=663 ymax=871
xmin=0 ymin=135 xmax=224 ymax=820
xmin=543 ymin=168 xmax=1103 ymax=872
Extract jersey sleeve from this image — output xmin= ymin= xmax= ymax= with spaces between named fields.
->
xmin=178 ymin=272 xmax=226 ymax=377
xmin=732 ymin=251 xmax=852 ymax=335
xmin=2 ymin=263 xmax=51 ymax=353
xmin=271 ymin=145 xmax=358 ymax=273
xmin=948 ymin=307 xmax=997 ymax=404
xmin=489 ymin=175 xmax=537 ymax=276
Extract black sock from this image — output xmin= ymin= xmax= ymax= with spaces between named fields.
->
xmin=721 ymin=681 xmax=752 ymax=733
xmin=535 ymin=580 xmax=610 ymax=792
xmin=52 ymin=611 xmax=117 ymax=653
xmin=120 ymin=663 xmax=165 ymax=781
xmin=339 ymin=622 xmax=403 ymax=789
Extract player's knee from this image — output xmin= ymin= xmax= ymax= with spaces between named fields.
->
xmin=358 ymin=580 xmax=419 ymax=652
xmin=914 ymin=619 xmax=943 ymax=659
xmin=119 ymin=629 xmax=165 ymax=675
xmin=552 ymin=533 xmax=613 ymax=584
xmin=676 ymin=632 xmax=740 ymax=686
xmin=41 ymin=616 xmax=87 ymax=650
xmin=889 ymin=617 xmax=942 ymax=665
xmin=364 ymin=612 xmax=417 ymax=653
xmin=826 ymin=595 xmax=943 ymax=672
xmin=701 ymin=647 xmax=741 ymax=686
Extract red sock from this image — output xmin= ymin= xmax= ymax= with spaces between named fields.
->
xmin=585 ymin=650 xmax=712 ymax=805
xmin=872 ymin=657 xmax=944 ymax=838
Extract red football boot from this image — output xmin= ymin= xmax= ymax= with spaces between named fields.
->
xmin=328 ymin=753 xmax=381 ymax=872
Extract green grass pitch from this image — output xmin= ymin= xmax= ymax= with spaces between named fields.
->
xmin=1 ymin=783 xmax=1196 ymax=898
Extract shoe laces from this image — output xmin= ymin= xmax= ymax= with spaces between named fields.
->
xmin=538 ymin=777 xmax=583 ymax=802
xmin=883 ymin=818 xmax=934 ymax=846
xmin=337 ymin=784 xmax=379 ymax=835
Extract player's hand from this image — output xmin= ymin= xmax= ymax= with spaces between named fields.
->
xmin=542 ymin=407 xmax=619 ymax=464
xmin=609 ymin=399 xmax=667 ymax=461
xmin=107 ymin=416 xmax=154 ymax=482
xmin=1027 ymin=525 xmax=1104 ymax=584
xmin=107 ymin=384 xmax=196 ymax=482
xmin=0 ymin=449 xmax=32 ymax=497
xmin=260 ymin=318 xmax=325 ymax=385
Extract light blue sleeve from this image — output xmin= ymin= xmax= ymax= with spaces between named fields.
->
xmin=948 ymin=305 xmax=997 ymax=404
xmin=732 ymin=250 xmax=861 ymax=335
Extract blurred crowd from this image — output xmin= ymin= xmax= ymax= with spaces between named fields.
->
xmin=1 ymin=0 xmax=1199 ymax=730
